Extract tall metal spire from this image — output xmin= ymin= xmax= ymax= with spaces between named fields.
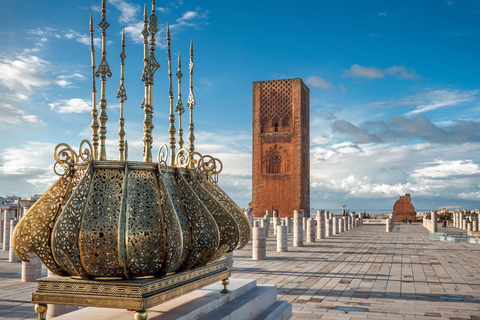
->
xmin=117 ymin=28 xmax=127 ymax=161
xmin=89 ymin=12 xmax=99 ymax=160
xmin=187 ymin=39 xmax=196 ymax=154
xmin=141 ymin=0 xmax=160 ymax=163
xmin=175 ymin=50 xmax=185 ymax=152
xmin=95 ymin=0 xmax=112 ymax=161
xmin=167 ymin=22 xmax=176 ymax=166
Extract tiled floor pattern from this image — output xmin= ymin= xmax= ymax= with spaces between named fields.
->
xmin=231 ymin=223 xmax=480 ymax=319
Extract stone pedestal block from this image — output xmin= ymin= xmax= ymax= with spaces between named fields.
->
xmin=386 ymin=219 xmax=391 ymax=232
xmin=277 ymin=225 xmax=288 ymax=252
xmin=343 ymin=216 xmax=348 ymax=232
xmin=473 ymin=220 xmax=479 ymax=232
xmin=293 ymin=210 xmax=304 ymax=247
xmin=252 ymin=227 xmax=266 ymax=260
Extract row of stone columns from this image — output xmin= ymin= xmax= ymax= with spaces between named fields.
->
xmin=250 ymin=209 xmax=364 ymax=260
xmin=423 ymin=210 xmax=439 ymax=233
xmin=452 ymin=210 xmax=479 ymax=232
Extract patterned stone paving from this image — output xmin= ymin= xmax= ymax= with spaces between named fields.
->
xmin=1 ymin=222 xmax=480 ymax=319
xmin=231 ymin=222 xmax=480 ymax=319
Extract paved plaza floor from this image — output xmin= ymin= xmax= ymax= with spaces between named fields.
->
xmin=232 ymin=223 xmax=480 ymax=319
xmin=1 ymin=222 xmax=480 ymax=319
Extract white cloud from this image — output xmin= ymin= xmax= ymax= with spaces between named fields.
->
xmin=49 ymin=98 xmax=91 ymax=114
xmin=171 ymin=9 xmax=209 ymax=29
xmin=310 ymin=141 xmax=480 ymax=206
xmin=344 ymin=64 xmax=384 ymax=79
xmin=305 ymin=76 xmax=333 ymax=89
xmin=109 ymin=0 xmax=140 ymax=24
xmin=64 ymin=30 xmax=101 ymax=47
xmin=405 ymin=89 xmax=477 ymax=116
xmin=344 ymin=64 xmax=420 ymax=80
xmin=412 ymin=160 xmax=480 ymax=179
xmin=0 ymin=55 xmax=51 ymax=92
xmin=55 ymin=73 xmax=87 ymax=87
xmin=124 ymin=21 xmax=145 ymax=44
xmin=0 ymin=102 xmax=43 ymax=125
xmin=384 ymin=65 xmax=419 ymax=79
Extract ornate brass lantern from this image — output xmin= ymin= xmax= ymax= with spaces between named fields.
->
xmin=12 ymin=1 xmax=250 ymax=318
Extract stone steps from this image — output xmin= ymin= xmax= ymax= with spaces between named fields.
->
xmin=51 ymin=278 xmax=291 ymax=320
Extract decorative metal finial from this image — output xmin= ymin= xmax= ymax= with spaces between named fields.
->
xmin=187 ymin=39 xmax=196 ymax=154
xmin=90 ymin=12 xmax=99 ymax=161
xmin=117 ymin=28 xmax=127 ymax=161
xmin=95 ymin=0 xmax=112 ymax=161
xmin=176 ymin=51 xmax=185 ymax=151
xmin=141 ymin=0 xmax=160 ymax=163
xmin=167 ymin=22 xmax=177 ymax=166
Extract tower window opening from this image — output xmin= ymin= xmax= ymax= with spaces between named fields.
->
xmin=274 ymin=122 xmax=278 ymax=132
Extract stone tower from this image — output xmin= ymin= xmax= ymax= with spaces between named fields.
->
xmin=252 ymin=78 xmax=310 ymax=218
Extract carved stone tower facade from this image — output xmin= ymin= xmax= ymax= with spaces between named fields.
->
xmin=252 ymin=78 xmax=310 ymax=218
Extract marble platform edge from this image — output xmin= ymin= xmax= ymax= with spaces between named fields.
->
xmin=51 ymin=278 xmax=261 ymax=320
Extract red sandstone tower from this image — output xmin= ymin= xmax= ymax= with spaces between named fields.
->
xmin=252 ymin=78 xmax=310 ymax=218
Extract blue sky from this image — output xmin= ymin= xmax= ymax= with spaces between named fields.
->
xmin=1 ymin=0 xmax=480 ymax=211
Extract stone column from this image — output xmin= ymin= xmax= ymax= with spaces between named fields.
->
xmin=252 ymin=226 xmax=266 ymax=260
xmin=272 ymin=217 xmax=280 ymax=236
xmin=306 ymin=218 xmax=315 ymax=242
xmin=22 ymin=252 xmax=42 ymax=282
xmin=453 ymin=212 xmax=457 ymax=228
xmin=273 ymin=210 xmax=278 ymax=218
xmin=326 ymin=218 xmax=333 ymax=237
xmin=9 ymin=219 xmax=19 ymax=262
xmin=225 ymin=251 xmax=234 ymax=271
xmin=355 ymin=218 xmax=359 ymax=227
xmin=473 ymin=218 xmax=479 ymax=232
xmin=316 ymin=210 xmax=325 ymax=240
xmin=386 ymin=218 xmax=391 ymax=232
xmin=339 ymin=217 xmax=345 ymax=233
xmin=277 ymin=224 xmax=288 ymax=252
xmin=333 ymin=217 xmax=339 ymax=235
xmin=463 ymin=219 xmax=467 ymax=230
xmin=3 ymin=216 xmax=11 ymax=250
xmin=293 ymin=210 xmax=304 ymax=247
xmin=324 ymin=211 xmax=329 ymax=221
xmin=0 ymin=218 xmax=3 ymax=245
xmin=343 ymin=216 xmax=348 ymax=232
xmin=431 ymin=210 xmax=438 ymax=233
xmin=350 ymin=211 xmax=355 ymax=229
xmin=260 ymin=219 xmax=268 ymax=238
xmin=286 ymin=217 xmax=292 ymax=233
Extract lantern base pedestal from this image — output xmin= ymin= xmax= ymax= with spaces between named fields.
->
xmin=31 ymin=260 xmax=230 ymax=319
